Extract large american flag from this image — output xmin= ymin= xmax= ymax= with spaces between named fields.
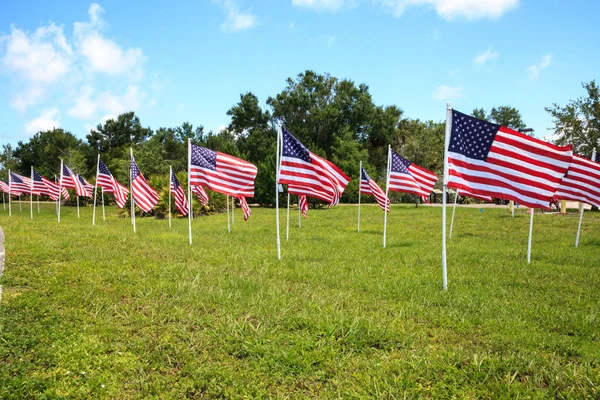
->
xmin=9 ymin=172 xmax=30 ymax=193
xmin=170 ymin=170 xmax=189 ymax=216
xmin=97 ymin=159 xmax=128 ymax=208
xmin=595 ymin=152 xmax=600 ymax=163
xmin=192 ymin=185 xmax=209 ymax=206
xmin=77 ymin=175 xmax=94 ymax=198
xmin=62 ymin=163 xmax=87 ymax=197
xmin=238 ymin=196 xmax=251 ymax=221
xmin=360 ymin=167 xmax=390 ymax=212
xmin=280 ymin=127 xmax=350 ymax=205
xmin=131 ymin=155 xmax=159 ymax=213
xmin=189 ymin=144 xmax=257 ymax=197
xmin=298 ymin=194 xmax=308 ymax=217
xmin=389 ymin=151 xmax=437 ymax=202
xmin=447 ymin=110 xmax=573 ymax=210
xmin=0 ymin=180 xmax=9 ymax=193
xmin=554 ymin=154 xmax=600 ymax=208
xmin=42 ymin=175 xmax=70 ymax=200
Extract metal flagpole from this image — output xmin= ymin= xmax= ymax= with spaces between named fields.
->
xmin=169 ymin=165 xmax=172 ymax=228
xmin=30 ymin=166 xmax=33 ymax=219
xmin=449 ymin=189 xmax=459 ymax=239
xmin=37 ymin=195 xmax=40 ymax=214
xmin=575 ymin=148 xmax=596 ymax=248
xmin=527 ymin=208 xmax=534 ymax=263
xmin=275 ymin=124 xmax=282 ymax=260
xmin=227 ymin=195 xmax=231 ymax=233
xmin=77 ymin=195 xmax=80 ymax=218
xmin=8 ymin=169 xmax=12 ymax=217
xmin=130 ymin=148 xmax=136 ymax=233
xmin=92 ymin=154 xmax=100 ymax=226
xmin=58 ymin=162 xmax=63 ymax=223
xmin=2 ymin=191 xmax=5 ymax=211
xmin=286 ymin=193 xmax=290 ymax=240
xmin=232 ymin=197 xmax=235 ymax=224
xmin=298 ymin=195 xmax=301 ymax=228
xmin=101 ymin=187 xmax=105 ymax=221
xmin=187 ymin=139 xmax=193 ymax=245
xmin=383 ymin=146 xmax=391 ymax=248
xmin=19 ymin=195 xmax=22 ymax=211
xmin=358 ymin=160 xmax=362 ymax=232
xmin=441 ymin=103 xmax=452 ymax=290
xmin=55 ymin=174 xmax=58 ymax=215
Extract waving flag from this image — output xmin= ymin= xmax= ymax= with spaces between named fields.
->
xmin=97 ymin=159 xmax=128 ymax=208
xmin=554 ymin=154 xmax=600 ymax=208
xmin=77 ymin=175 xmax=94 ymax=198
xmin=360 ymin=167 xmax=390 ymax=212
xmin=192 ymin=185 xmax=209 ymax=206
xmin=595 ymin=152 xmax=600 ymax=163
xmin=170 ymin=170 xmax=189 ymax=216
xmin=189 ymin=144 xmax=257 ymax=197
xmin=447 ymin=110 xmax=573 ymax=210
xmin=62 ymin=164 xmax=87 ymax=197
xmin=389 ymin=151 xmax=437 ymax=202
xmin=279 ymin=127 xmax=350 ymax=205
xmin=31 ymin=169 xmax=51 ymax=196
xmin=22 ymin=176 xmax=38 ymax=195
xmin=0 ymin=180 xmax=9 ymax=193
xmin=9 ymin=172 xmax=30 ymax=193
xmin=130 ymin=155 xmax=159 ymax=213
xmin=298 ymin=195 xmax=308 ymax=217
xmin=42 ymin=176 xmax=70 ymax=200
xmin=455 ymin=188 xmax=492 ymax=202
xmin=238 ymin=197 xmax=251 ymax=221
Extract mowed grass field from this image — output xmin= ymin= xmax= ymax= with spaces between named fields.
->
xmin=0 ymin=203 xmax=599 ymax=399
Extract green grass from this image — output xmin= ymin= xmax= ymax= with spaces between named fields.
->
xmin=0 ymin=203 xmax=599 ymax=399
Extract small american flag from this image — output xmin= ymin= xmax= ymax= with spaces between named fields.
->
xmin=192 ymin=185 xmax=209 ymax=205
xmin=62 ymin=163 xmax=87 ymax=197
xmin=298 ymin=194 xmax=308 ymax=217
xmin=170 ymin=170 xmax=189 ymax=216
xmin=280 ymin=127 xmax=350 ymax=205
xmin=77 ymin=175 xmax=94 ymax=198
xmin=131 ymin=155 xmax=159 ymax=213
xmin=554 ymin=154 xmax=600 ymax=208
xmin=0 ymin=180 xmax=9 ymax=193
xmin=360 ymin=167 xmax=390 ymax=212
xmin=32 ymin=169 xmax=50 ymax=196
xmin=97 ymin=159 xmax=128 ymax=208
xmin=238 ymin=196 xmax=251 ymax=221
xmin=9 ymin=172 xmax=30 ymax=193
xmin=190 ymin=144 xmax=257 ymax=197
xmin=448 ymin=110 xmax=573 ymax=210
xmin=389 ymin=151 xmax=437 ymax=202
xmin=42 ymin=175 xmax=70 ymax=200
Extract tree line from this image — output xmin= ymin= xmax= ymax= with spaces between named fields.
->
xmin=1 ymin=71 xmax=598 ymax=207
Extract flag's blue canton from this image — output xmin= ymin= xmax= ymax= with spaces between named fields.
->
xmin=33 ymin=169 xmax=43 ymax=182
xmin=282 ymin=127 xmax=311 ymax=162
xmin=99 ymin=160 xmax=112 ymax=177
xmin=131 ymin=157 xmax=141 ymax=180
xmin=171 ymin=170 xmax=180 ymax=189
xmin=391 ymin=151 xmax=412 ymax=174
xmin=10 ymin=172 xmax=23 ymax=183
xmin=595 ymin=152 xmax=600 ymax=163
xmin=191 ymin=145 xmax=217 ymax=170
xmin=62 ymin=164 xmax=73 ymax=177
xmin=78 ymin=175 xmax=86 ymax=185
xmin=449 ymin=110 xmax=499 ymax=161
xmin=361 ymin=167 xmax=371 ymax=181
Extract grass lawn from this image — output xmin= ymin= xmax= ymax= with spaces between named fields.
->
xmin=0 ymin=203 xmax=599 ymax=399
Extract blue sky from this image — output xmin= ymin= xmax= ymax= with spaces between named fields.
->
xmin=0 ymin=0 xmax=598 ymax=146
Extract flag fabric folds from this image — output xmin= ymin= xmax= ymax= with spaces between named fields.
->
xmin=62 ymin=164 xmax=87 ymax=197
xmin=0 ymin=180 xmax=8 ymax=193
xmin=360 ymin=167 xmax=390 ymax=212
xmin=192 ymin=185 xmax=209 ymax=206
xmin=455 ymin=188 xmax=492 ymax=202
xmin=131 ymin=155 xmax=159 ymax=213
xmin=238 ymin=196 xmax=251 ymax=221
xmin=9 ymin=172 xmax=30 ymax=193
xmin=189 ymin=144 xmax=257 ymax=197
xmin=298 ymin=194 xmax=308 ymax=217
xmin=42 ymin=176 xmax=70 ymax=200
xmin=170 ymin=170 xmax=189 ymax=216
xmin=32 ymin=170 xmax=49 ymax=196
xmin=279 ymin=127 xmax=350 ymax=205
xmin=77 ymin=175 xmax=94 ymax=198
xmin=97 ymin=160 xmax=128 ymax=208
xmin=447 ymin=110 xmax=573 ymax=210
xmin=389 ymin=151 xmax=437 ymax=202
xmin=554 ymin=154 xmax=600 ymax=208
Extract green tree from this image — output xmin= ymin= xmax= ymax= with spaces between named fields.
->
xmin=472 ymin=106 xmax=525 ymax=130
xmin=0 ymin=144 xmax=20 ymax=178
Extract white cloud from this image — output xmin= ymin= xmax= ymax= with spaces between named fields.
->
xmin=474 ymin=49 xmax=499 ymax=65
xmin=68 ymin=85 xmax=145 ymax=121
xmin=10 ymin=87 xmax=44 ymax=113
xmin=219 ymin=0 xmax=258 ymax=32
xmin=24 ymin=108 xmax=61 ymax=135
xmin=528 ymin=53 xmax=552 ymax=80
xmin=292 ymin=0 xmax=346 ymax=12
xmin=432 ymin=85 xmax=463 ymax=100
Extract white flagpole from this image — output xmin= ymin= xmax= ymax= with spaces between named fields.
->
xmin=169 ymin=165 xmax=172 ymax=228
xmin=383 ymin=146 xmax=391 ymax=248
xmin=575 ymin=148 xmax=596 ymax=248
xmin=527 ymin=208 xmax=534 ymax=263
xmin=8 ymin=170 xmax=12 ymax=217
xmin=58 ymin=162 xmax=62 ymax=223
xmin=19 ymin=195 xmax=22 ymax=211
xmin=226 ymin=195 xmax=231 ymax=233
xmin=449 ymin=189 xmax=459 ymax=239
xmin=92 ymin=154 xmax=100 ymax=226
xmin=55 ymin=174 xmax=58 ymax=215
xmin=441 ymin=103 xmax=452 ymax=290
xmin=77 ymin=195 xmax=80 ymax=218
xmin=130 ymin=148 xmax=136 ymax=233
xmin=2 ymin=191 xmax=5 ymax=211
xmin=30 ymin=166 xmax=34 ymax=219
xmin=358 ymin=160 xmax=362 ymax=232
xmin=298 ymin=195 xmax=301 ymax=228
xmin=37 ymin=195 xmax=40 ymax=214
xmin=187 ymin=139 xmax=192 ymax=245
xmin=101 ymin=187 xmax=105 ymax=221
xmin=286 ymin=193 xmax=290 ymax=240
xmin=232 ymin=197 xmax=235 ymax=224
xmin=275 ymin=124 xmax=282 ymax=260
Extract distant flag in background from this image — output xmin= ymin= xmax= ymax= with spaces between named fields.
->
xmin=170 ymin=169 xmax=189 ymax=216
xmin=0 ymin=180 xmax=8 ymax=193
xmin=447 ymin=110 xmax=572 ymax=210
xmin=389 ymin=151 xmax=437 ymax=202
xmin=192 ymin=185 xmax=209 ymax=206
xmin=189 ymin=144 xmax=258 ymax=197
xmin=21 ymin=176 xmax=39 ymax=195
xmin=32 ymin=170 xmax=50 ymax=196
xmin=238 ymin=196 xmax=251 ymax=221
xmin=9 ymin=172 xmax=30 ymax=194
xmin=360 ymin=167 xmax=390 ymax=212
xmin=130 ymin=155 xmax=159 ymax=213
xmin=61 ymin=163 xmax=87 ymax=197
xmin=279 ymin=127 xmax=350 ymax=205
xmin=77 ymin=175 xmax=94 ymax=198
xmin=42 ymin=175 xmax=70 ymax=200
xmin=554 ymin=154 xmax=600 ymax=208
xmin=298 ymin=194 xmax=308 ymax=217
xmin=96 ymin=159 xmax=128 ymax=208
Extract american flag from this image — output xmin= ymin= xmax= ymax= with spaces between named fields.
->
xmin=170 ymin=170 xmax=189 ymax=216
xmin=32 ymin=169 xmax=50 ymax=196
xmin=189 ymin=144 xmax=257 ymax=197
xmin=389 ymin=151 xmax=437 ymax=202
xmin=0 ymin=180 xmax=9 ymax=193
xmin=97 ymin=159 xmax=128 ymax=208
xmin=9 ymin=172 xmax=30 ymax=193
xmin=447 ymin=110 xmax=573 ymax=210
xmin=21 ymin=176 xmax=38 ymax=195
xmin=554 ymin=154 xmax=600 ymax=208
xmin=192 ymin=185 xmax=209 ymax=206
xmin=62 ymin=163 xmax=87 ymax=197
xmin=42 ymin=176 xmax=70 ymax=200
xmin=131 ymin=155 xmax=159 ymax=213
xmin=360 ymin=167 xmax=390 ymax=212
xmin=77 ymin=175 xmax=94 ymax=198
xmin=279 ymin=127 xmax=350 ymax=205
xmin=238 ymin=196 xmax=251 ymax=221
xmin=455 ymin=188 xmax=492 ymax=202
xmin=298 ymin=194 xmax=308 ymax=217
xmin=595 ymin=152 xmax=600 ymax=163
